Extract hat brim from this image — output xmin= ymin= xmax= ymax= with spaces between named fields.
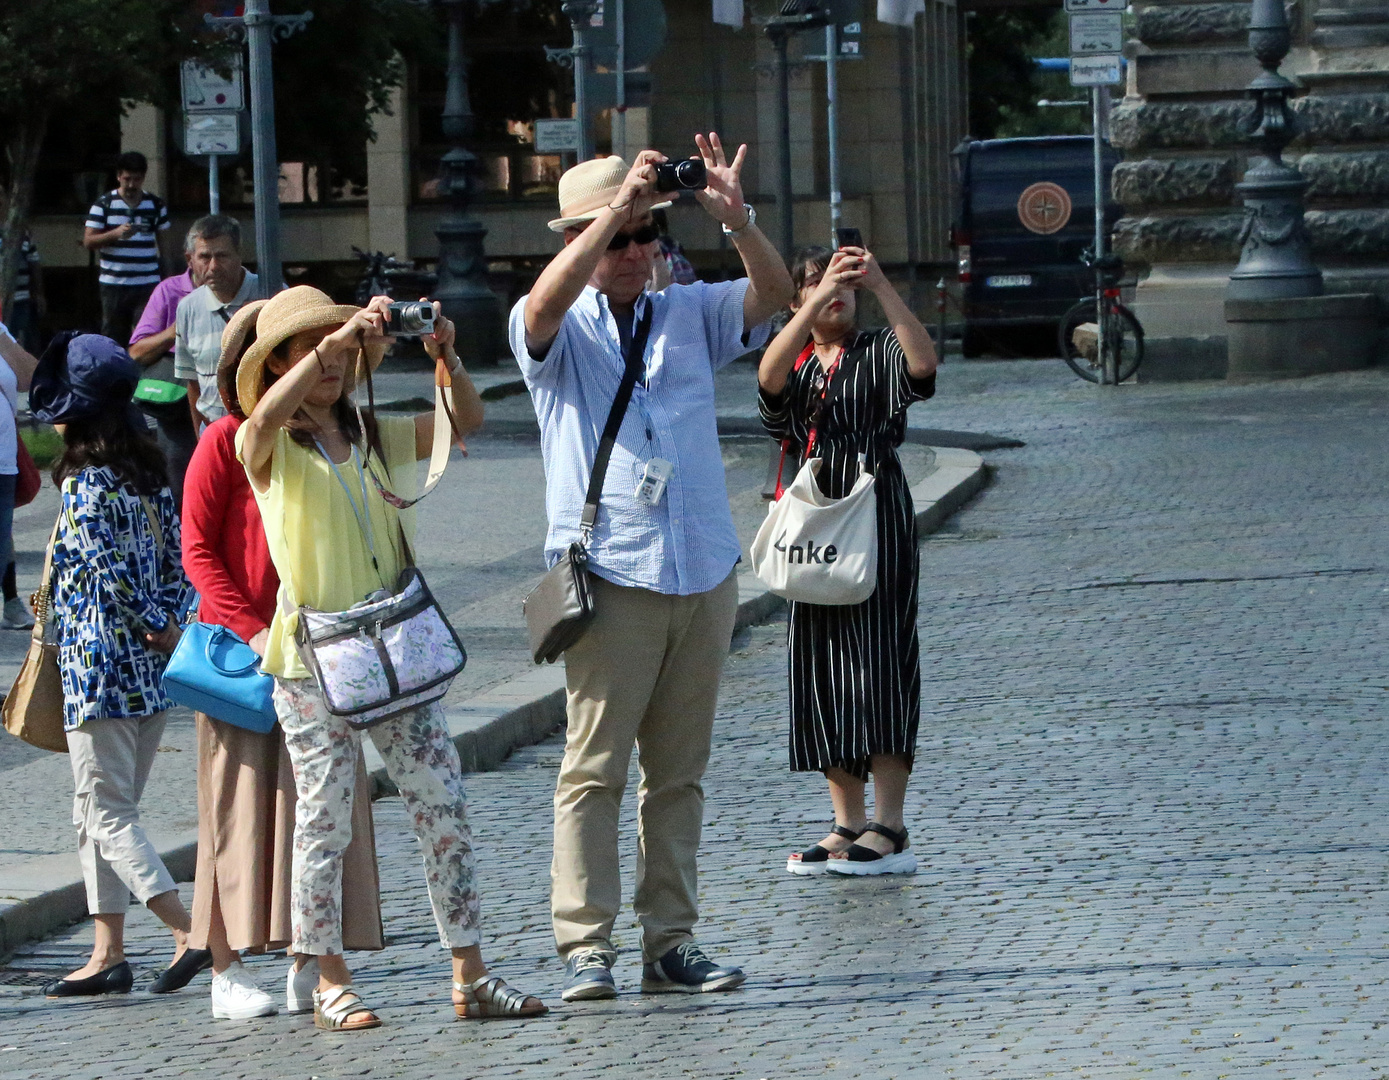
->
xmin=236 ymin=304 xmax=365 ymax=415
xmin=547 ymin=200 xmax=673 ymax=232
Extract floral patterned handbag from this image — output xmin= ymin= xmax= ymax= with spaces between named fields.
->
xmin=293 ymin=438 xmax=466 ymax=729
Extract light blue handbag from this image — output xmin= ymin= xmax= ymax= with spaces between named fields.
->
xmin=163 ymin=603 xmax=278 ymax=734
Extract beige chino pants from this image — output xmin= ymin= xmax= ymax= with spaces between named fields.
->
xmin=552 ymin=569 xmax=739 ymax=963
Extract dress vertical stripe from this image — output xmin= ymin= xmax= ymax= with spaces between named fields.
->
xmin=759 ymin=328 xmax=934 ymax=779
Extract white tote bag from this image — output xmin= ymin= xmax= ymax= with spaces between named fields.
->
xmin=750 ymin=456 xmax=878 ymax=605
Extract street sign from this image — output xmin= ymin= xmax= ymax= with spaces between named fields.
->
xmin=1064 ymin=0 xmax=1127 ymax=10
xmin=1069 ymin=54 xmax=1124 ymax=86
xmin=534 ymin=118 xmax=582 ymax=154
xmin=185 ymin=112 xmax=240 ymax=156
xmin=1069 ymin=12 xmax=1125 ymax=54
xmin=181 ymin=58 xmax=244 ymax=113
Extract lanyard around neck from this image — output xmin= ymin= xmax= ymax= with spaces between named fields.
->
xmin=314 ymin=438 xmax=383 ymax=584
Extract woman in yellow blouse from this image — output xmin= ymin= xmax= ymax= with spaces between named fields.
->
xmin=237 ymin=288 xmax=546 ymax=1031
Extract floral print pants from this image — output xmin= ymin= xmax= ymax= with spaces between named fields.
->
xmin=273 ymin=678 xmax=482 ymax=955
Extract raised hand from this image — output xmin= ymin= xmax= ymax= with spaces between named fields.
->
xmin=693 ymin=132 xmax=750 ymax=230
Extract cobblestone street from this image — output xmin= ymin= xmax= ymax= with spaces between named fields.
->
xmin=1 ymin=362 xmax=1386 ymax=1078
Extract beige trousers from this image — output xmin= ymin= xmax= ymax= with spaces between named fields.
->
xmin=66 ymin=714 xmax=179 ymax=915
xmin=552 ymin=569 xmax=739 ymax=963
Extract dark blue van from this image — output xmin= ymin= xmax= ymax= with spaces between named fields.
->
xmin=952 ymin=136 xmax=1121 ymax=357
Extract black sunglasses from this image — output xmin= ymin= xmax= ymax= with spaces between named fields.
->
xmin=607 ymin=223 xmax=661 ymax=251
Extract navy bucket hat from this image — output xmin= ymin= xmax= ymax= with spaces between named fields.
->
xmin=29 ymin=332 xmax=143 ymax=425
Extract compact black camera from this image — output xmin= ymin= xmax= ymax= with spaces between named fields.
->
xmin=653 ymin=158 xmax=707 ymax=193
xmin=384 ymin=301 xmax=436 ymax=337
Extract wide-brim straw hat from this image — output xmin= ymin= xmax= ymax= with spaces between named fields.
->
xmin=236 ymin=286 xmax=366 ymax=414
xmin=548 ymin=155 xmax=673 ymax=232
xmin=217 ymin=298 xmax=268 ymax=418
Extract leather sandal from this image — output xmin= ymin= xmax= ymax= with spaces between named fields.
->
xmin=453 ymin=976 xmax=548 ymax=1020
xmin=825 ymin=823 xmax=917 ymax=876
xmin=313 ymin=985 xmax=382 ymax=1031
xmin=786 ymin=824 xmax=863 ymax=876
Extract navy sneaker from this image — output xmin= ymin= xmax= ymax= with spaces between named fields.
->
xmin=561 ymin=949 xmax=617 ymax=1001
xmin=641 ymin=943 xmax=745 ymax=994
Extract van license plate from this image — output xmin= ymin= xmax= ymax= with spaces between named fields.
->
xmin=985 ymin=274 xmax=1033 ymax=288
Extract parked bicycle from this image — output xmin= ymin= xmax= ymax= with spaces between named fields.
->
xmin=351 ymin=247 xmax=437 ymax=307
xmin=1057 ymin=248 xmax=1144 ymax=384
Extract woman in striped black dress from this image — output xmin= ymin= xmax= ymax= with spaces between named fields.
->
xmin=758 ymin=244 xmax=938 ymax=877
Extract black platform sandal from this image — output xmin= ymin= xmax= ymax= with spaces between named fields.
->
xmin=825 ymin=823 xmax=917 ymax=877
xmin=786 ymin=824 xmax=863 ymax=876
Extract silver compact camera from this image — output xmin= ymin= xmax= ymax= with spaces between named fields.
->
xmin=384 ymin=301 xmax=436 ymax=337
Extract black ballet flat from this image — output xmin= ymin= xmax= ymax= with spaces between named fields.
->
xmin=43 ymin=960 xmax=134 ymax=998
xmin=148 ymin=948 xmax=213 ymax=994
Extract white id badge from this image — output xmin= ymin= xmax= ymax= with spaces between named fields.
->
xmin=634 ymin=458 xmax=673 ymax=506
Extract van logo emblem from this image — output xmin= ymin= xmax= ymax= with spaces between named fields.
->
xmin=1017 ymin=182 xmax=1072 ymax=235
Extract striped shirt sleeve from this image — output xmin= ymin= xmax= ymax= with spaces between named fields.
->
xmin=85 ymin=201 xmax=106 ymax=231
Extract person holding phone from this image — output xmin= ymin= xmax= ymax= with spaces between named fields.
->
xmin=758 ymin=238 xmax=939 ymax=877
xmin=83 ymin=152 xmax=171 ymax=344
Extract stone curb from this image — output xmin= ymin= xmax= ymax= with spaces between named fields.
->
xmin=0 ymin=446 xmax=986 ymax=961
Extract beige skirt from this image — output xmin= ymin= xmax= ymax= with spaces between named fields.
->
xmin=188 ymin=712 xmax=384 ymax=953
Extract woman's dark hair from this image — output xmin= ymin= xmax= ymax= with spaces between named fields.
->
xmin=790 ymin=245 xmax=833 ymax=294
xmin=52 ymin=410 xmax=169 ymax=496
xmin=264 ymin=337 xmax=384 ymax=459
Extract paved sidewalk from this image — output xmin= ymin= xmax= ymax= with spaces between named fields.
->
xmin=2 ymin=360 xmax=1389 ymax=1066
xmin=4 ymin=360 xmax=1384 ymax=1078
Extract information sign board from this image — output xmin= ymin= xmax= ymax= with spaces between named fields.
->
xmin=535 ymin=119 xmax=582 ymax=154
xmin=1069 ymin=12 xmax=1125 ymax=54
xmin=181 ymin=58 xmax=244 ymax=113
xmin=1069 ymin=54 xmax=1124 ymax=86
xmin=185 ymin=112 xmax=240 ymax=157
xmin=1063 ymin=0 xmax=1127 ymax=11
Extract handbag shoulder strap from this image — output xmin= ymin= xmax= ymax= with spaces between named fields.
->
xmin=30 ymin=513 xmax=61 ymax=630
xmin=137 ymin=493 xmax=164 ymax=553
xmin=580 ymin=303 xmax=655 ymax=538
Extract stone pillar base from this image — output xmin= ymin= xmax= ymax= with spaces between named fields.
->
xmin=1224 ymin=293 xmax=1380 ymax=382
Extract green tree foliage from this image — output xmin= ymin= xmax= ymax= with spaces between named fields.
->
xmin=269 ymin=0 xmax=438 ymax=195
xmin=968 ymin=9 xmax=1087 ymax=140
xmin=0 ymin=0 xmax=210 ymax=316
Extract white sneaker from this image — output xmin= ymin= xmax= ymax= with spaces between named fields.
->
xmin=1 ymin=597 xmax=33 ymax=630
xmin=285 ymin=956 xmax=319 ymax=1014
xmin=210 ymin=962 xmax=278 ymax=1020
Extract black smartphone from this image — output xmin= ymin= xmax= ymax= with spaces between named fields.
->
xmin=835 ymin=227 xmax=863 ymax=250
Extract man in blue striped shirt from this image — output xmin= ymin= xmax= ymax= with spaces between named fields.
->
xmin=511 ymin=135 xmax=792 ymax=1003
xmin=83 ymin=151 xmax=172 ymax=344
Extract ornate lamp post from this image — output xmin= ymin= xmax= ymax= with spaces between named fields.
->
xmin=1227 ymin=0 xmax=1323 ymax=300
xmin=431 ymin=0 xmax=504 ymax=365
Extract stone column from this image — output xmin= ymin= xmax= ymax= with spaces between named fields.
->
xmin=120 ymin=103 xmax=169 ymax=198
xmin=367 ymin=83 xmax=411 ymax=259
xmin=1112 ymin=0 xmax=1389 ymax=379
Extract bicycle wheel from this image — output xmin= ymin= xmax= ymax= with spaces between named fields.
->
xmin=1108 ymin=303 xmax=1144 ymax=383
xmin=1059 ymin=300 xmax=1145 ymax=383
xmin=1058 ymin=299 xmax=1103 ymax=382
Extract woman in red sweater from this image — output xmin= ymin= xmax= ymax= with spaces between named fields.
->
xmin=181 ymin=301 xmax=383 ymax=1021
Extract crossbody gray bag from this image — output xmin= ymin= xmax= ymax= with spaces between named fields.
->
xmin=523 ymin=305 xmax=654 ymax=665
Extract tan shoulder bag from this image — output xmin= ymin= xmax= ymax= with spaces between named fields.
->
xmin=3 ymin=515 xmax=67 ymax=753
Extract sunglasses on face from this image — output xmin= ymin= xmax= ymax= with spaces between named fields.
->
xmin=607 ymin=223 xmax=661 ymax=251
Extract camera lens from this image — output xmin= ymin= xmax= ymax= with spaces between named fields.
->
xmin=672 ymin=159 xmax=706 ymax=190
xmin=392 ymin=301 xmax=435 ymax=335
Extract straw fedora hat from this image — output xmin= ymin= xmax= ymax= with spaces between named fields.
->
xmin=216 ymin=298 xmax=267 ymax=418
xmin=236 ymin=286 xmax=364 ymax=414
xmin=547 ymin=155 xmax=672 ymax=232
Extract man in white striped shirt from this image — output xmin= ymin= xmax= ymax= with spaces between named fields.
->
xmin=82 ymin=151 xmax=172 ymax=344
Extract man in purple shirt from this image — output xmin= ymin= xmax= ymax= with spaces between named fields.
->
xmin=129 ymin=231 xmax=203 ymax=509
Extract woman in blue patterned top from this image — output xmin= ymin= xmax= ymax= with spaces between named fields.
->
xmin=29 ymin=333 xmax=209 ymax=999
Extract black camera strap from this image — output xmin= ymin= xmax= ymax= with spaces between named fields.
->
xmin=580 ymin=302 xmax=654 ymax=538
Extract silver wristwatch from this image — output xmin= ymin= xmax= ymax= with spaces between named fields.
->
xmin=722 ymin=204 xmax=756 ymax=235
